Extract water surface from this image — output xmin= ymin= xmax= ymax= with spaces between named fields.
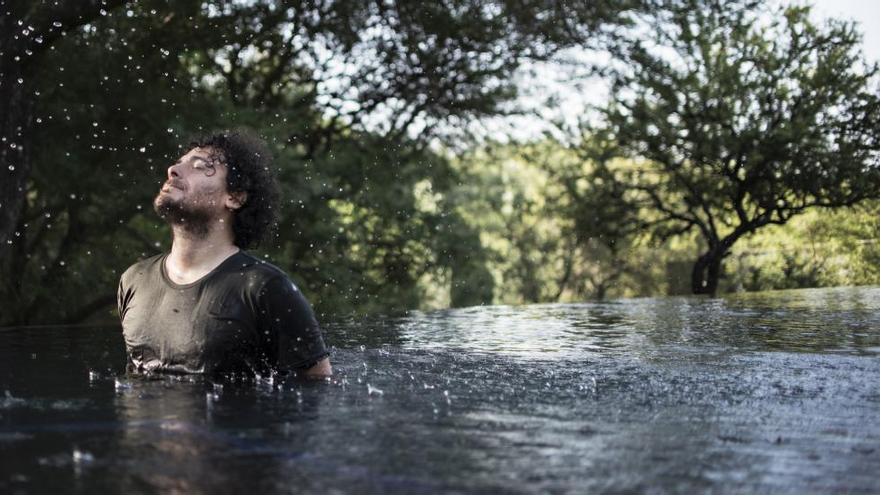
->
xmin=1 ymin=287 xmax=879 ymax=493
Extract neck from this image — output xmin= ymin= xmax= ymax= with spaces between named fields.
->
xmin=165 ymin=222 xmax=239 ymax=284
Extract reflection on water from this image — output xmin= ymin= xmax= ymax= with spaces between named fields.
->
xmin=350 ymin=286 xmax=880 ymax=359
xmin=1 ymin=287 xmax=879 ymax=493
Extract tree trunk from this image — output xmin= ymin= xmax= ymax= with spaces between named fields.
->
xmin=691 ymin=250 xmax=724 ymax=296
xmin=594 ymin=282 xmax=608 ymax=301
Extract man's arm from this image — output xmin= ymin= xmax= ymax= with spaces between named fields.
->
xmin=256 ymin=274 xmax=331 ymax=375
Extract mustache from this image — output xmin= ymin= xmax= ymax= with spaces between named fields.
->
xmin=163 ymin=179 xmax=185 ymax=190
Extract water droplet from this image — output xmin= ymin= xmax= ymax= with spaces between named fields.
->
xmin=99 ymin=9 xmax=107 ymax=16
xmin=139 ymin=147 xmax=146 ymax=153
xmin=53 ymin=21 xmax=63 ymax=28
xmin=34 ymin=36 xmax=43 ymax=44
xmin=8 ymin=165 xmax=14 ymax=171
xmin=72 ymin=448 xmax=95 ymax=464
xmin=17 ymin=78 xmax=23 ymax=84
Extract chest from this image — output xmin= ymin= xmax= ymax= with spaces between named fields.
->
xmin=122 ymin=283 xmax=259 ymax=372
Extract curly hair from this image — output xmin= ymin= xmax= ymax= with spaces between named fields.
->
xmin=187 ymin=129 xmax=279 ymax=249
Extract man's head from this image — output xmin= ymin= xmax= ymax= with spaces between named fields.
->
xmin=154 ymin=129 xmax=279 ymax=248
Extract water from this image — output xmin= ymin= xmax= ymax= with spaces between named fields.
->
xmin=1 ymin=286 xmax=879 ymax=494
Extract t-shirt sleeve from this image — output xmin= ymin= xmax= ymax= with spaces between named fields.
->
xmin=254 ymin=275 xmax=329 ymax=369
xmin=117 ymin=272 xmax=133 ymax=322
xmin=117 ymin=278 xmax=126 ymax=321
xmin=117 ymin=271 xmax=136 ymax=370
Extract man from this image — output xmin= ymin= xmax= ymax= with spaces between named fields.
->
xmin=117 ymin=130 xmax=331 ymax=377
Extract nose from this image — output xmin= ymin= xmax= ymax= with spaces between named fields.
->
xmin=167 ymin=162 xmax=181 ymax=179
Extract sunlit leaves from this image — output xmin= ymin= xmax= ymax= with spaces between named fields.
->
xmin=584 ymin=0 xmax=880 ymax=295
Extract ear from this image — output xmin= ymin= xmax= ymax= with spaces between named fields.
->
xmin=226 ymin=191 xmax=247 ymax=211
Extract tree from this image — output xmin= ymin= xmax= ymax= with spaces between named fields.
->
xmin=581 ymin=0 xmax=880 ymax=296
xmin=549 ymin=140 xmax=648 ymax=300
xmin=448 ymin=141 xmax=660 ymax=304
xmin=0 ymin=0 xmax=638 ymax=258
xmin=0 ymin=0 xmax=128 ymax=263
xmin=0 ymin=1 xmax=640 ymax=325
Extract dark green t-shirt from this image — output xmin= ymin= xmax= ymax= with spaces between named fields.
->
xmin=117 ymin=251 xmax=328 ymax=375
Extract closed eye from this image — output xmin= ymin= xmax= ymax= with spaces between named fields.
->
xmin=192 ymin=157 xmax=216 ymax=176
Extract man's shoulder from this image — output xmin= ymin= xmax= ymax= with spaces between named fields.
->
xmin=225 ymin=251 xmax=294 ymax=286
xmin=120 ymin=252 xmax=165 ymax=286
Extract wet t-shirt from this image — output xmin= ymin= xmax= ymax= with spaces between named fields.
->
xmin=117 ymin=251 xmax=329 ymax=375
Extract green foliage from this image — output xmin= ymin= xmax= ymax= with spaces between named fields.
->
xmin=7 ymin=0 xmax=880 ymax=327
xmin=448 ymin=143 xmax=570 ymax=304
xmin=580 ymin=0 xmax=880 ymax=295
xmin=450 ymin=140 xmax=880 ymax=306
xmin=447 ymin=141 xmax=672 ymax=303
xmin=726 ymin=202 xmax=880 ymax=292
xmin=1 ymin=1 xmax=637 ymax=325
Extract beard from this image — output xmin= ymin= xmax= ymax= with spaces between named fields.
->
xmin=153 ymin=192 xmax=214 ymax=239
